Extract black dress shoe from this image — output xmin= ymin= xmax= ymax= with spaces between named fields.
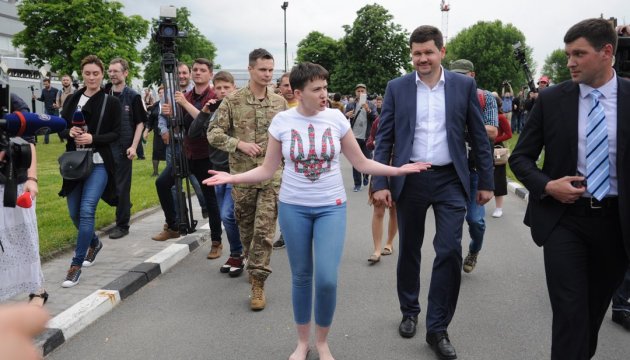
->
xmin=398 ymin=315 xmax=418 ymax=338
xmin=612 ymin=311 xmax=630 ymax=331
xmin=426 ymin=331 xmax=457 ymax=360
xmin=109 ymin=227 xmax=129 ymax=239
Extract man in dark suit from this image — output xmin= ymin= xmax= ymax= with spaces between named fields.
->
xmin=372 ymin=25 xmax=494 ymax=360
xmin=510 ymin=18 xmax=629 ymax=359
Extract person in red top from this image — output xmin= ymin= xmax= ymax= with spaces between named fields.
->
xmin=491 ymin=92 xmax=512 ymax=218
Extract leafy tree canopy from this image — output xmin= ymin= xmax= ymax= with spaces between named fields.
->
xmin=327 ymin=4 xmax=411 ymax=95
xmin=13 ymin=0 xmax=148 ymax=79
xmin=141 ymin=7 xmax=217 ymax=87
xmin=444 ymin=20 xmax=535 ymax=93
xmin=295 ymin=31 xmax=341 ymax=77
xmin=542 ymin=49 xmax=571 ymax=85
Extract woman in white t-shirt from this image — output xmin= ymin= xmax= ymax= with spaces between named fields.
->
xmin=204 ymin=63 xmax=429 ymax=360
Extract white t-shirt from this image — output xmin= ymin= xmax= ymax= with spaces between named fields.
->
xmin=76 ymin=94 xmax=104 ymax=164
xmin=268 ymin=107 xmax=351 ymax=207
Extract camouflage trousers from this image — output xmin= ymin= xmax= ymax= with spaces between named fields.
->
xmin=232 ymin=185 xmax=279 ymax=281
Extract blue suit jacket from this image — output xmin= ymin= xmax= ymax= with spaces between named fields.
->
xmin=372 ymin=70 xmax=494 ymax=200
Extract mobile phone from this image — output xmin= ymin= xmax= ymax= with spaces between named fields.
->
xmin=358 ymin=94 xmax=367 ymax=107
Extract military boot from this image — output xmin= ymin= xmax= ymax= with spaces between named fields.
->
xmin=250 ymin=277 xmax=266 ymax=311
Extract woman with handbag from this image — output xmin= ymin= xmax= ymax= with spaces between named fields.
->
xmin=58 ymin=55 xmax=121 ymax=288
xmin=491 ymin=92 xmax=512 ymax=218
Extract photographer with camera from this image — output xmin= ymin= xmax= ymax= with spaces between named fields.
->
xmin=154 ymin=58 xmax=222 ymax=250
xmin=500 ymin=80 xmax=514 ymax=125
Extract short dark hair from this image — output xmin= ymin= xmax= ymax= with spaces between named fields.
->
xmin=213 ymin=70 xmax=235 ymax=85
xmin=177 ymin=62 xmax=191 ymax=72
xmin=109 ymin=57 xmax=129 ymax=72
xmin=289 ymin=62 xmax=329 ymax=91
xmin=409 ymin=25 xmax=443 ymax=49
xmin=80 ymin=55 xmax=104 ymax=73
xmin=193 ymin=58 xmax=213 ymax=71
xmin=249 ymin=48 xmax=274 ymax=67
xmin=280 ymin=72 xmax=290 ymax=82
xmin=564 ymin=18 xmax=617 ymax=53
xmin=333 ymin=93 xmax=341 ymax=101
xmin=43 ymin=78 xmax=51 ymax=83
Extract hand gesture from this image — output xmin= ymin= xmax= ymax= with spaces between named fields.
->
xmin=237 ymin=141 xmax=262 ymax=157
xmin=397 ymin=162 xmax=431 ymax=175
xmin=202 ymin=170 xmax=233 ymax=186
xmin=544 ymin=176 xmax=586 ymax=203
xmin=202 ymin=99 xmax=218 ymax=113
xmin=126 ymin=147 xmax=137 ymax=160
xmin=372 ymin=189 xmax=393 ymax=208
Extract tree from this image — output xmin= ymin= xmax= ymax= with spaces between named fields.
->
xmin=13 ymin=0 xmax=148 ymax=79
xmin=141 ymin=7 xmax=217 ymax=87
xmin=329 ymin=4 xmax=411 ymax=95
xmin=295 ymin=31 xmax=341 ymax=76
xmin=542 ymin=49 xmax=571 ymax=85
xmin=444 ymin=20 xmax=535 ymax=93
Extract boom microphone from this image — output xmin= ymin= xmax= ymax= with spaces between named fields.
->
xmin=0 ymin=111 xmax=67 ymax=137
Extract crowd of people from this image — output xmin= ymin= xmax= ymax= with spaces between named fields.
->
xmin=0 ymin=17 xmax=629 ymax=360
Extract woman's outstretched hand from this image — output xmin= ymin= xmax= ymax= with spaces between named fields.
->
xmin=203 ymin=170 xmax=233 ymax=186
xmin=398 ymin=162 xmax=431 ymax=175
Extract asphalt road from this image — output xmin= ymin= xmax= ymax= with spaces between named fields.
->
xmin=47 ymin=166 xmax=630 ymax=360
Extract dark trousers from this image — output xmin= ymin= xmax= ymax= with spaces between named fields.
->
xmin=113 ymin=147 xmax=132 ymax=229
xmin=543 ymin=210 xmax=627 ymax=360
xmin=396 ymin=166 xmax=467 ymax=333
xmin=612 ymin=266 xmax=630 ymax=312
xmin=155 ymin=156 xmax=222 ymax=242
xmin=352 ymin=138 xmax=371 ymax=186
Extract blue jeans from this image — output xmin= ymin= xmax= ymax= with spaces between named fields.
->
xmin=612 ymin=266 xmax=630 ymax=312
xmin=67 ymin=164 xmax=107 ymax=266
xmin=466 ymin=170 xmax=486 ymax=253
xmin=279 ymin=201 xmax=346 ymax=327
xmin=215 ymin=184 xmax=242 ymax=255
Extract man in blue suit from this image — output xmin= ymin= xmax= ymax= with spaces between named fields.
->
xmin=372 ymin=25 xmax=494 ymax=360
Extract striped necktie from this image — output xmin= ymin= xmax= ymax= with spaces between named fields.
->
xmin=586 ymin=89 xmax=610 ymax=201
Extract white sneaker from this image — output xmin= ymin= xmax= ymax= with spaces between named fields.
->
xmin=492 ymin=208 xmax=503 ymax=218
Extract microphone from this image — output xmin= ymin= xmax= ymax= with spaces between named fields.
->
xmin=71 ymin=110 xmax=87 ymax=132
xmin=0 ymin=111 xmax=67 ymax=137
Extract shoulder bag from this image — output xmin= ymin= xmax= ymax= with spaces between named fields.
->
xmin=58 ymin=95 xmax=108 ymax=180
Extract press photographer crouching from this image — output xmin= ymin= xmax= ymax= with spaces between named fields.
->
xmin=58 ymin=55 xmax=121 ymax=288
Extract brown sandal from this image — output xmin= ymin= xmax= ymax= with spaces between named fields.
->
xmin=381 ymin=247 xmax=393 ymax=256
xmin=28 ymin=291 xmax=49 ymax=305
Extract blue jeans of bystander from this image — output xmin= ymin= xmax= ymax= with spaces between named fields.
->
xmin=67 ymin=164 xmax=107 ymax=266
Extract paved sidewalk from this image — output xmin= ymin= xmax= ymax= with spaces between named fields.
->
xmin=9 ymin=201 xmax=210 ymax=356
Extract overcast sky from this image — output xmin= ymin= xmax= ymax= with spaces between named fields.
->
xmin=118 ymin=0 xmax=628 ymax=78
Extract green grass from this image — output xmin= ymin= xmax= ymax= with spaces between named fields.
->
xmin=35 ymin=135 xmax=161 ymax=260
xmin=504 ymin=133 xmax=545 ymax=183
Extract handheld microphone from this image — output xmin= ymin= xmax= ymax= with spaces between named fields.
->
xmin=0 ymin=112 xmax=67 ymax=137
xmin=71 ymin=110 xmax=87 ymax=131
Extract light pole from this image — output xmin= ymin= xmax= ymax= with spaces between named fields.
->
xmin=281 ymin=1 xmax=288 ymax=72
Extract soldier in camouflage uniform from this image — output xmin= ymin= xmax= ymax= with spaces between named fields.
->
xmin=207 ymin=48 xmax=287 ymax=311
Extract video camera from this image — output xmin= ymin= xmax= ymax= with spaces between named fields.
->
xmin=152 ymin=6 xmax=197 ymax=235
xmin=512 ymin=42 xmax=537 ymax=93
xmin=0 ymin=63 xmax=32 ymax=208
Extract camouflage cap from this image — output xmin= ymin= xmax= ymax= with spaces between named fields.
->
xmin=450 ymin=59 xmax=474 ymax=74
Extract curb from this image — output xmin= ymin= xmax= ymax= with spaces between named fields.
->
xmin=507 ymin=179 xmax=529 ymax=201
xmin=35 ymin=234 xmax=206 ymax=357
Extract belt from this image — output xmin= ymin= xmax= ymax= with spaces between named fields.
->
xmin=425 ymin=163 xmax=454 ymax=172
xmin=566 ymin=197 xmax=618 ymax=217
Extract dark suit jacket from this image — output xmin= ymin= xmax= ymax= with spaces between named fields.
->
xmin=509 ymin=78 xmax=630 ymax=255
xmin=372 ymin=70 xmax=494 ymax=200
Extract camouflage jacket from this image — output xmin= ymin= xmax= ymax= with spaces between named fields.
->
xmin=207 ymin=84 xmax=287 ymax=188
